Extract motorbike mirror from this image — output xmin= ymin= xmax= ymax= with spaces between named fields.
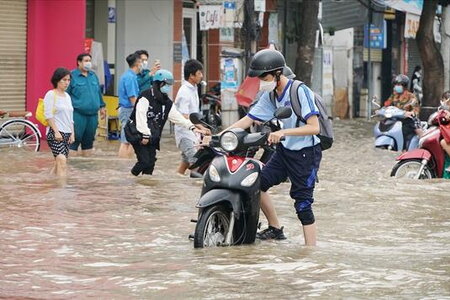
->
xmin=372 ymin=96 xmax=381 ymax=108
xmin=274 ymin=106 xmax=292 ymax=119
xmin=189 ymin=113 xmax=204 ymax=124
xmin=189 ymin=112 xmax=217 ymax=132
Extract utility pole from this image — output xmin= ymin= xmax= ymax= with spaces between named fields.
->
xmin=242 ymin=0 xmax=258 ymax=72
xmin=367 ymin=1 xmax=373 ymax=120
xmin=442 ymin=5 xmax=450 ymax=91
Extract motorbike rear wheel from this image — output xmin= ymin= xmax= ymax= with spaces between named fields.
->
xmin=194 ymin=205 xmax=232 ymax=248
xmin=391 ymin=159 xmax=435 ymax=179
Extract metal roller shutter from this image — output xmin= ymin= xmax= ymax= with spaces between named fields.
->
xmin=0 ymin=0 xmax=27 ymax=111
xmin=407 ymin=39 xmax=422 ymax=81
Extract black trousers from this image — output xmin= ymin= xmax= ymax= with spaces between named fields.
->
xmin=131 ymin=142 xmax=157 ymax=176
xmin=402 ymin=118 xmax=417 ymax=151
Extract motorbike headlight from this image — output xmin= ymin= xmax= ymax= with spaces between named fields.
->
xmin=220 ymin=131 xmax=238 ymax=152
xmin=385 ymin=113 xmax=392 ymax=118
xmin=240 ymin=172 xmax=258 ymax=187
xmin=208 ymin=165 xmax=221 ymax=182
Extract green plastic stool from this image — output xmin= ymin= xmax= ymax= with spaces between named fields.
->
xmin=443 ymin=154 xmax=450 ymax=179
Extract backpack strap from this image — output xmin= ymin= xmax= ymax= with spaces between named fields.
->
xmin=268 ymin=90 xmax=277 ymax=110
xmin=289 ymin=80 xmax=306 ymax=126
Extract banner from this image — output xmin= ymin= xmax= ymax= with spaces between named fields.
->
xmin=404 ymin=13 xmax=420 ymax=39
xmin=199 ymin=5 xmax=222 ymax=31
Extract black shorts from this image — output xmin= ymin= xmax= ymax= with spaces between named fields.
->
xmin=47 ymin=128 xmax=71 ymax=158
xmin=260 ymin=144 xmax=322 ymax=211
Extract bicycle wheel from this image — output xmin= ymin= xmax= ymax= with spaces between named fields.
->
xmin=0 ymin=120 xmax=41 ymax=152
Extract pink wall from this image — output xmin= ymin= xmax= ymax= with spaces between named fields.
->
xmin=26 ymin=0 xmax=86 ymax=133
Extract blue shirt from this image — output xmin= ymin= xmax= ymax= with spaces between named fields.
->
xmin=66 ymin=69 xmax=105 ymax=116
xmin=118 ymin=69 xmax=139 ymax=108
xmin=136 ymin=69 xmax=153 ymax=93
xmin=248 ymin=80 xmax=320 ymax=150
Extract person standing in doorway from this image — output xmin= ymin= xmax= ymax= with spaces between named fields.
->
xmin=174 ymin=59 xmax=204 ymax=177
xmin=118 ymin=53 xmax=141 ymax=158
xmin=410 ymin=65 xmax=423 ymax=104
xmin=44 ymin=68 xmax=74 ymax=177
xmin=66 ymin=53 xmax=106 ymax=157
xmin=135 ymin=49 xmax=161 ymax=94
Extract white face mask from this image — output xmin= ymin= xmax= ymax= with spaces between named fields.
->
xmin=83 ymin=61 xmax=92 ymax=71
xmin=259 ymin=79 xmax=276 ymax=92
xmin=142 ymin=60 xmax=148 ymax=70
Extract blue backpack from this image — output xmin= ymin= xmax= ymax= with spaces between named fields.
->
xmin=269 ymin=80 xmax=334 ymax=150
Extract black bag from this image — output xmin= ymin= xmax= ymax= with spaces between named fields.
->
xmin=124 ymin=119 xmax=142 ymax=144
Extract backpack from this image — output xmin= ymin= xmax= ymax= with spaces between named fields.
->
xmin=269 ymin=80 xmax=334 ymax=150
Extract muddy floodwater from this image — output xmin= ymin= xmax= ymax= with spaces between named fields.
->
xmin=0 ymin=119 xmax=449 ymax=299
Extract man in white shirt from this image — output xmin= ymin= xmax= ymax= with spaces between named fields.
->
xmin=174 ymin=59 xmax=204 ymax=177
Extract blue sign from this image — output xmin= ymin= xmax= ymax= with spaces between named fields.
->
xmin=224 ymin=1 xmax=236 ymax=9
xmin=364 ymin=21 xmax=386 ymax=49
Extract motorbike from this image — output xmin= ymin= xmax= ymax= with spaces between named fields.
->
xmin=373 ymin=104 xmax=424 ymax=152
xmin=391 ymin=109 xmax=450 ymax=179
xmin=200 ymin=83 xmax=221 ymax=133
xmin=189 ymin=106 xmax=292 ymax=248
xmin=188 ymin=117 xmax=281 ymax=175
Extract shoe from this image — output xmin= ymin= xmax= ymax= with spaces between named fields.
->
xmin=445 ymin=166 xmax=450 ymax=173
xmin=256 ymin=226 xmax=287 ymax=240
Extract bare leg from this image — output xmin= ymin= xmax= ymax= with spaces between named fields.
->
xmin=302 ymin=223 xmax=317 ymax=246
xmin=81 ymin=148 xmax=94 ymax=157
xmin=177 ymin=161 xmax=189 ymax=175
xmin=118 ymin=143 xmax=133 ymax=158
xmin=49 ymin=164 xmax=56 ymax=175
xmin=55 ymin=154 xmax=67 ymax=177
xmin=260 ymin=191 xmax=281 ymax=228
xmin=70 ymin=150 xmax=78 ymax=157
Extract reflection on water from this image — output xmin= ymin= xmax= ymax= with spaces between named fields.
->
xmin=0 ymin=119 xmax=449 ymax=298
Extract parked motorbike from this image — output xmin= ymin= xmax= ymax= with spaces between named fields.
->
xmin=189 ymin=106 xmax=292 ymax=248
xmin=391 ymin=110 xmax=450 ymax=179
xmin=372 ymin=98 xmax=425 ymax=151
xmin=200 ymin=83 xmax=221 ymax=133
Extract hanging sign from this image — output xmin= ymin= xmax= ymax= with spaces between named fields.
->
xmin=199 ymin=5 xmax=222 ymax=31
xmin=404 ymin=13 xmax=420 ymax=38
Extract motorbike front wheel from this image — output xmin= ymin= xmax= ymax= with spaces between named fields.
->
xmin=194 ymin=205 xmax=232 ymax=248
xmin=391 ymin=159 xmax=435 ymax=179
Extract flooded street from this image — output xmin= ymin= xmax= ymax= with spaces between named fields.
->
xmin=0 ymin=119 xmax=449 ymax=299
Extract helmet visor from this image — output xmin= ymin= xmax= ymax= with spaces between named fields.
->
xmin=164 ymin=78 xmax=174 ymax=86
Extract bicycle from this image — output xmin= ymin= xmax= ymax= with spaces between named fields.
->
xmin=0 ymin=110 xmax=41 ymax=152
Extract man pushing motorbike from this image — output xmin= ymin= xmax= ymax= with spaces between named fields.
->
xmin=223 ymin=49 xmax=322 ymax=246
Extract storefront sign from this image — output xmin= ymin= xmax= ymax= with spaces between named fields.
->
xmin=405 ymin=12 xmax=420 ymax=38
xmin=404 ymin=12 xmax=441 ymax=42
xmin=363 ymin=22 xmax=386 ymax=49
xmin=384 ymin=0 xmax=422 ymax=15
xmin=199 ymin=5 xmax=222 ymax=31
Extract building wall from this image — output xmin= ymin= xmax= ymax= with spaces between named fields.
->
xmin=26 ymin=0 xmax=86 ymax=131
xmin=116 ymin=0 xmax=174 ymax=94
